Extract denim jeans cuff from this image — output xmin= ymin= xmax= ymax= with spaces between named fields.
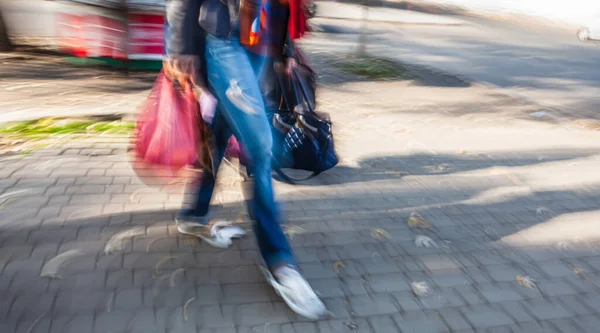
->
xmin=264 ymin=252 xmax=297 ymax=271
xmin=177 ymin=210 xmax=208 ymax=225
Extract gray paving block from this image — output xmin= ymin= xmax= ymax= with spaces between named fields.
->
xmin=393 ymin=292 xmax=422 ymax=312
xmin=235 ymin=302 xmax=291 ymax=326
xmin=14 ymin=314 xmax=52 ymax=333
xmin=393 ymin=311 xmax=451 ymax=333
xmin=349 ymin=295 xmax=399 ymax=316
xmin=477 ymin=283 xmax=523 ymax=303
xmin=556 ymin=295 xmax=593 ymax=317
xmin=421 ymin=288 xmax=466 ymax=310
xmin=319 ymin=319 xmax=373 ymax=333
xmin=546 ymin=318 xmax=584 ymax=333
xmin=432 ymin=272 xmax=472 ymax=288
xmin=106 ymin=269 xmax=133 ymax=289
xmin=221 ymin=283 xmax=274 ymax=304
xmin=196 ymin=305 xmax=237 ymax=328
xmin=209 ymin=266 xmax=263 ymax=284
xmin=94 ymin=311 xmax=136 ymax=333
xmin=356 ymin=257 xmax=403 ymax=275
xmin=568 ymin=315 xmax=600 ymax=332
xmin=536 ymin=279 xmax=579 ymax=297
xmin=580 ymin=294 xmax=600 ymax=313
xmin=115 ymin=288 xmax=143 ymax=309
xmin=522 ymin=299 xmax=572 ymax=321
xmin=3 ymin=258 xmax=44 ymax=276
xmin=308 ymin=278 xmax=345 ymax=298
xmin=367 ymin=315 xmax=401 ymax=333
xmin=7 ymin=293 xmax=56 ymax=320
xmin=496 ymin=301 xmax=535 ymax=323
xmin=298 ymin=262 xmax=338 ymax=279
xmin=366 ymin=273 xmax=411 ymax=293
xmin=147 ymin=286 xmax=196 ymax=308
xmin=438 ymin=308 xmax=473 ymax=331
xmin=419 ymin=255 xmax=462 ymax=272
xmin=342 ymin=277 xmax=370 ymax=296
xmin=322 ymin=297 xmax=351 ymax=319
xmin=54 ymin=291 xmax=111 ymax=313
xmin=537 ymin=261 xmax=575 ymax=277
xmin=463 ymin=307 xmax=514 ymax=328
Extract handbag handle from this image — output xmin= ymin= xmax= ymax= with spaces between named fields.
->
xmin=291 ymin=68 xmax=316 ymax=113
xmin=276 ymin=67 xmax=316 ymax=115
xmin=276 ymin=71 xmax=295 ymax=113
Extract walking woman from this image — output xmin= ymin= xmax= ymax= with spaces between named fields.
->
xmin=163 ymin=0 xmax=326 ymax=319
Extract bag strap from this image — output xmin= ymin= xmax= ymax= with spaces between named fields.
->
xmin=274 ymin=164 xmax=320 ymax=184
xmin=276 ymin=72 xmax=295 ymax=113
xmin=291 ymin=68 xmax=316 ymax=113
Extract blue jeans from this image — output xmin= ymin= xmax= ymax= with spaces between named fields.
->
xmin=245 ymin=51 xmax=289 ymax=162
xmin=183 ymin=34 xmax=296 ymax=270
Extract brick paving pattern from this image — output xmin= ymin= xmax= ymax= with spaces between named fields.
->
xmin=2 ymin=45 xmax=600 ymax=333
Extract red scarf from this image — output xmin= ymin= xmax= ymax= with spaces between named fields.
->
xmin=288 ymin=0 xmax=307 ymax=39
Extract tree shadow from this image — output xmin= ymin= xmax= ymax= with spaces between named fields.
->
xmin=1 ymin=170 xmax=600 ymax=331
xmin=289 ymin=148 xmax=600 ymax=186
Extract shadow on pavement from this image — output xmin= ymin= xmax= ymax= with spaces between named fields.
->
xmin=1 ymin=172 xmax=600 ymax=331
xmin=293 ymin=148 xmax=600 ymax=186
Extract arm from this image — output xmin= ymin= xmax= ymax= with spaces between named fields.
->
xmin=164 ymin=0 xmax=207 ymax=88
xmin=283 ymin=30 xmax=296 ymax=60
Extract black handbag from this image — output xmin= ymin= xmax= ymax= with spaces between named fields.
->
xmin=198 ymin=0 xmax=240 ymax=38
xmin=272 ymin=68 xmax=339 ymax=183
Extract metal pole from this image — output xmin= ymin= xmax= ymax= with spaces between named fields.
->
xmin=358 ymin=0 xmax=368 ymax=56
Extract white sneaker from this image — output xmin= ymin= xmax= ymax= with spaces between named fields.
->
xmin=262 ymin=265 xmax=327 ymax=320
xmin=176 ymin=216 xmax=246 ymax=248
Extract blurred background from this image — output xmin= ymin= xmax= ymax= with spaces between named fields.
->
xmin=2 ymin=1 xmax=600 ymax=332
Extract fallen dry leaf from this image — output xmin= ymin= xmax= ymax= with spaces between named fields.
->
xmin=516 ymin=274 xmax=538 ymax=290
xmin=170 ymin=268 xmax=185 ymax=287
xmin=104 ymin=227 xmax=145 ymax=254
xmin=573 ymin=267 xmax=587 ymax=279
xmin=41 ymin=249 xmax=85 ymax=279
xmin=414 ymin=235 xmax=438 ymax=248
xmin=371 ymin=228 xmax=391 ymax=240
xmin=536 ymin=206 xmax=556 ymax=216
xmin=154 ymin=256 xmax=177 ymax=277
xmin=411 ymin=281 xmax=432 ymax=296
xmin=333 ymin=261 xmax=347 ymax=274
xmin=128 ymin=187 xmax=156 ymax=204
xmin=283 ymin=225 xmax=307 ymax=239
xmin=183 ymin=297 xmax=195 ymax=321
xmin=408 ymin=212 xmax=433 ymax=230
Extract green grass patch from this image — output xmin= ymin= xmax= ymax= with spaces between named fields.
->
xmin=335 ymin=55 xmax=415 ymax=80
xmin=0 ymin=117 xmax=134 ymax=139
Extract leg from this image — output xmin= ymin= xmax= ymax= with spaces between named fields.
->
xmin=246 ymin=51 xmax=280 ymax=121
xmin=181 ymin=110 xmax=230 ymax=218
xmin=245 ymin=51 xmax=288 ymax=166
xmin=205 ymin=35 xmax=295 ymax=269
xmin=176 ymin=109 xmax=246 ymax=248
xmin=205 ymin=35 xmax=326 ymax=319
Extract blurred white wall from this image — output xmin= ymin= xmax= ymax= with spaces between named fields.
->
xmin=1 ymin=0 xmax=60 ymax=37
xmin=421 ymin=0 xmax=600 ymax=26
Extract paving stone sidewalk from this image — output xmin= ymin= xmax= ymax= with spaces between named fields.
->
xmin=3 ymin=46 xmax=600 ymax=333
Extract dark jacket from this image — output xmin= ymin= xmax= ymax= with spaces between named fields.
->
xmin=165 ymin=0 xmax=295 ymax=84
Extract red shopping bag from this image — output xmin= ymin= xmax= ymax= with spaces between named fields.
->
xmin=130 ymin=71 xmax=204 ymax=186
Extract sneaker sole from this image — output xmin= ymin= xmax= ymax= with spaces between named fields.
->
xmin=177 ymin=226 xmax=229 ymax=248
xmin=260 ymin=266 xmax=326 ymax=320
